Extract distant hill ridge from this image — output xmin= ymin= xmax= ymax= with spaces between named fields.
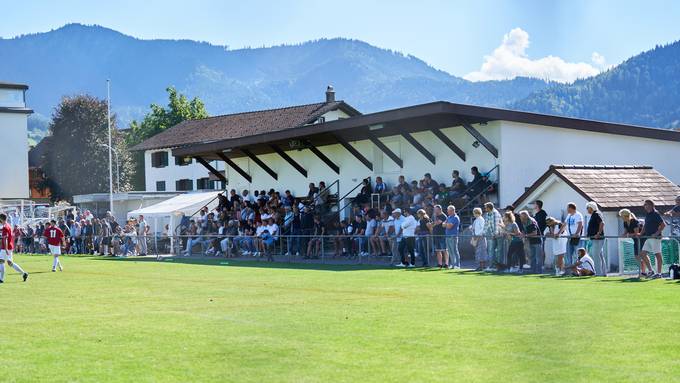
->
xmin=1 ymin=23 xmax=550 ymax=140
xmin=2 ymin=23 xmax=680 ymax=143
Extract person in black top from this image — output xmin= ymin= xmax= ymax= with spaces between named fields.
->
xmin=640 ymin=199 xmax=666 ymax=278
xmin=533 ymin=200 xmax=547 ymax=235
xmin=307 ymin=216 xmax=325 ymax=259
xmin=431 ymin=205 xmax=448 ymax=268
xmin=306 ymin=183 xmax=319 ymax=202
xmin=415 ymin=209 xmax=432 ymax=267
xmin=300 ymin=205 xmax=315 ymax=258
xmin=355 ymin=178 xmax=373 ymax=206
xmin=286 ymin=205 xmax=302 ymax=256
xmin=585 ymin=201 xmax=606 ymax=275
xmin=618 ymin=209 xmax=640 ymax=256
xmin=520 ymin=211 xmax=543 ymax=274
xmin=450 ymin=170 xmax=466 ymax=198
xmin=229 ymin=189 xmax=241 ymax=207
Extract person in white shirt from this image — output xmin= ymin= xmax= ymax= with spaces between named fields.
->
xmin=471 ymin=207 xmax=487 ymax=271
xmin=558 ymin=202 xmax=584 ymax=266
xmin=396 ymin=209 xmax=418 ymax=267
xmin=391 ymin=209 xmax=405 ymax=265
xmin=564 ymin=247 xmax=595 ymax=276
xmin=365 ymin=215 xmax=379 ymax=256
xmin=137 ymin=215 xmax=149 ymax=256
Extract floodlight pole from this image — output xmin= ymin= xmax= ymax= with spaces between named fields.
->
xmin=107 ymin=79 xmax=114 ymax=215
xmin=99 ymin=144 xmax=120 ymax=192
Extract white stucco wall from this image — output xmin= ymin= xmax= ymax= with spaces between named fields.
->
xmin=0 ymin=112 xmax=29 ymax=198
xmin=223 ymin=121 xmax=501 ymax=200
xmin=498 ymin=120 xmax=680 ymax=208
xmin=144 ymin=149 xmax=224 ymax=192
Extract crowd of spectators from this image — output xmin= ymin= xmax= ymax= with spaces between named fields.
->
xmin=175 ymin=167 xmax=496 ymax=262
xmin=6 ymin=209 xmax=150 ymax=257
xmin=6 ymin=165 xmax=675 ymax=279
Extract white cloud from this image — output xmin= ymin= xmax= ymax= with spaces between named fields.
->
xmin=464 ymin=28 xmax=605 ymax=83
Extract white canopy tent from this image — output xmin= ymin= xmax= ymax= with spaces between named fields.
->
xmin=128 ymin=192 xmax=220 ymax=253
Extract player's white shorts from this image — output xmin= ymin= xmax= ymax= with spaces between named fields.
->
xmin=49 ymin=245 xmax=62 ymax=256
xmin=0 ymin=249 xmax=13 ymax=262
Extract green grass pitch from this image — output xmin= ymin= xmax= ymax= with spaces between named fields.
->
xmin=1 ymin=254 xmax=679 ymax=382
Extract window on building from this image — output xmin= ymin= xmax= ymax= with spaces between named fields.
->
xmin=196 ymin=177 xmax=216 ymax=190
xmin=175 ymin=179 xmax=193 ymax=191
xmin=175 ymin=156 xmax=192 ymax=166
xmin=151 ymin=151 xmax=169 ymax=168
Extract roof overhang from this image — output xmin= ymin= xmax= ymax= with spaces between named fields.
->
xmin=171 ymin=101 xmax=680 ymax=160
xmin=513 ymin=165 xmax=680 ymax=212
xmin=0 ymin=82 xmax=29 ymax=90
xmin=0 ymin=107 xmax=33 ymax=115
xmin=172 ymin=102 xmax=489 ymax=159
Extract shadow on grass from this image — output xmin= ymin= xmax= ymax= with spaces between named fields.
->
xmin=92 ymin=255 xmax=395 ymax=272
xmin=84 ymin=255 xmax=678 ymax=282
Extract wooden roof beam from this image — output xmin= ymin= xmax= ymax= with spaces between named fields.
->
xmin=215 ymin=152 xmax=252 ymax=183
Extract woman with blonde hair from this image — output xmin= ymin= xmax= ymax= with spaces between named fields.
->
xmin=618 ymin=208 xmax=646 ymax=277
xmin=471 ymin=207 xmax=487 ymax=271
xmin=545 ymin=217 xmax=567 ymax=275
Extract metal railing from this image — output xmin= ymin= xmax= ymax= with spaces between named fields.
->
xmin=458 ymin=165 xmax=500 ymax=222
xmin=12 ymin=233 xmax=679 ymax=276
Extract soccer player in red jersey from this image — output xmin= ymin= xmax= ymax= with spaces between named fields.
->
xmin=45 ymin=220 xmax=65 ymax=272
xmin=0 ymin=213 xmax=28 ymax=283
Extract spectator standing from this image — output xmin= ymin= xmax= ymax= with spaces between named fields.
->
xmin=663 ymin=195 xmax=680 ymax=237
xmin=533 ymin=200 xmax=547 ymax=235
xmin=300 ymin=205 xmax=315 ymax=256
xmin=365 ymin=213 xmax=379 ymax=257
xmin=445 ymin=205 xmax=461 ymax=269
xmin=471 ymin=207 xmax=487 ymax=270
xmin=503 ymin=212 xmax=524 ymax=273
xmin=520 ymin=211 xmax=543 ymax=274
xmin=138 ymin=215 xmax=149 ymax=256
xmin=544 ymin=217 xmax=567 ymax=275
xmin=391 ymin=209 xmax=405 ymax=266
xmin=415 ymin=209 xmax=432 ymax=267
xmin=397 ymin=209 xmax=417 ymax=267
xmin=639 ymin=199 xmax=666 ymax=278
xmin=585 ymin=202 xmax=606 ymax=276
xmin=431 ymin=205 xmax=449 ymax=268
xmin=618 ymin=209 xmax=641 ymax=262
xmin=559 ymin=202 xmax=584 ymax=266
xmin=483 ymin=202 xmax=502 ymax=270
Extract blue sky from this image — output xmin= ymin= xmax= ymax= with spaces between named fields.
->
xmin=3 ymin=0 xmax=680 ymax=81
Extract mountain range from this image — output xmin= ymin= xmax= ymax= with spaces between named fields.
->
xmin=1 ymin=23 xmax=680 ymax=146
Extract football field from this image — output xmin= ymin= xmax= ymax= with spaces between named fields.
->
xmin=2 ymin=254 xmax=679 ymax=382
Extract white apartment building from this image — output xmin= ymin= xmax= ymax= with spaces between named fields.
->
xmin=0 ymin=81 xmax=31 ymax=199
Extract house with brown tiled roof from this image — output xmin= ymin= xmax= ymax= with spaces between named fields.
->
xmin=513 ymin=165 xmax=680 ymax=273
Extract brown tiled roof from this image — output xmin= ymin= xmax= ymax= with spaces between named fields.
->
xmin=514 ymin=165 xmax=680 ymax=210
xmin=132 ymin=101 xmax=359 ymax=151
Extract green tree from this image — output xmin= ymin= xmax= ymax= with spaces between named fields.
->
xmin=42 ymin=95 xmax=133 ymax=202
xmin=127 ymin=87 xmax=209 ymax=189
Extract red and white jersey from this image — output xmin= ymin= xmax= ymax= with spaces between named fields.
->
xmin=45 ymin=226 xmax=64 ymax=246
xmin=1 ymin=223 xmax=14 ymax=251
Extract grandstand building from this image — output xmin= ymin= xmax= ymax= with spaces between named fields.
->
xmin=133 ymin=86 xmax=680 ymax=211
xmin=0 ymin=81 xmax=31 ymax=199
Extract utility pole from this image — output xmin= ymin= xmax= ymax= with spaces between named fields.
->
xmin=107 ymin=79 xmax=114 ymax=215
